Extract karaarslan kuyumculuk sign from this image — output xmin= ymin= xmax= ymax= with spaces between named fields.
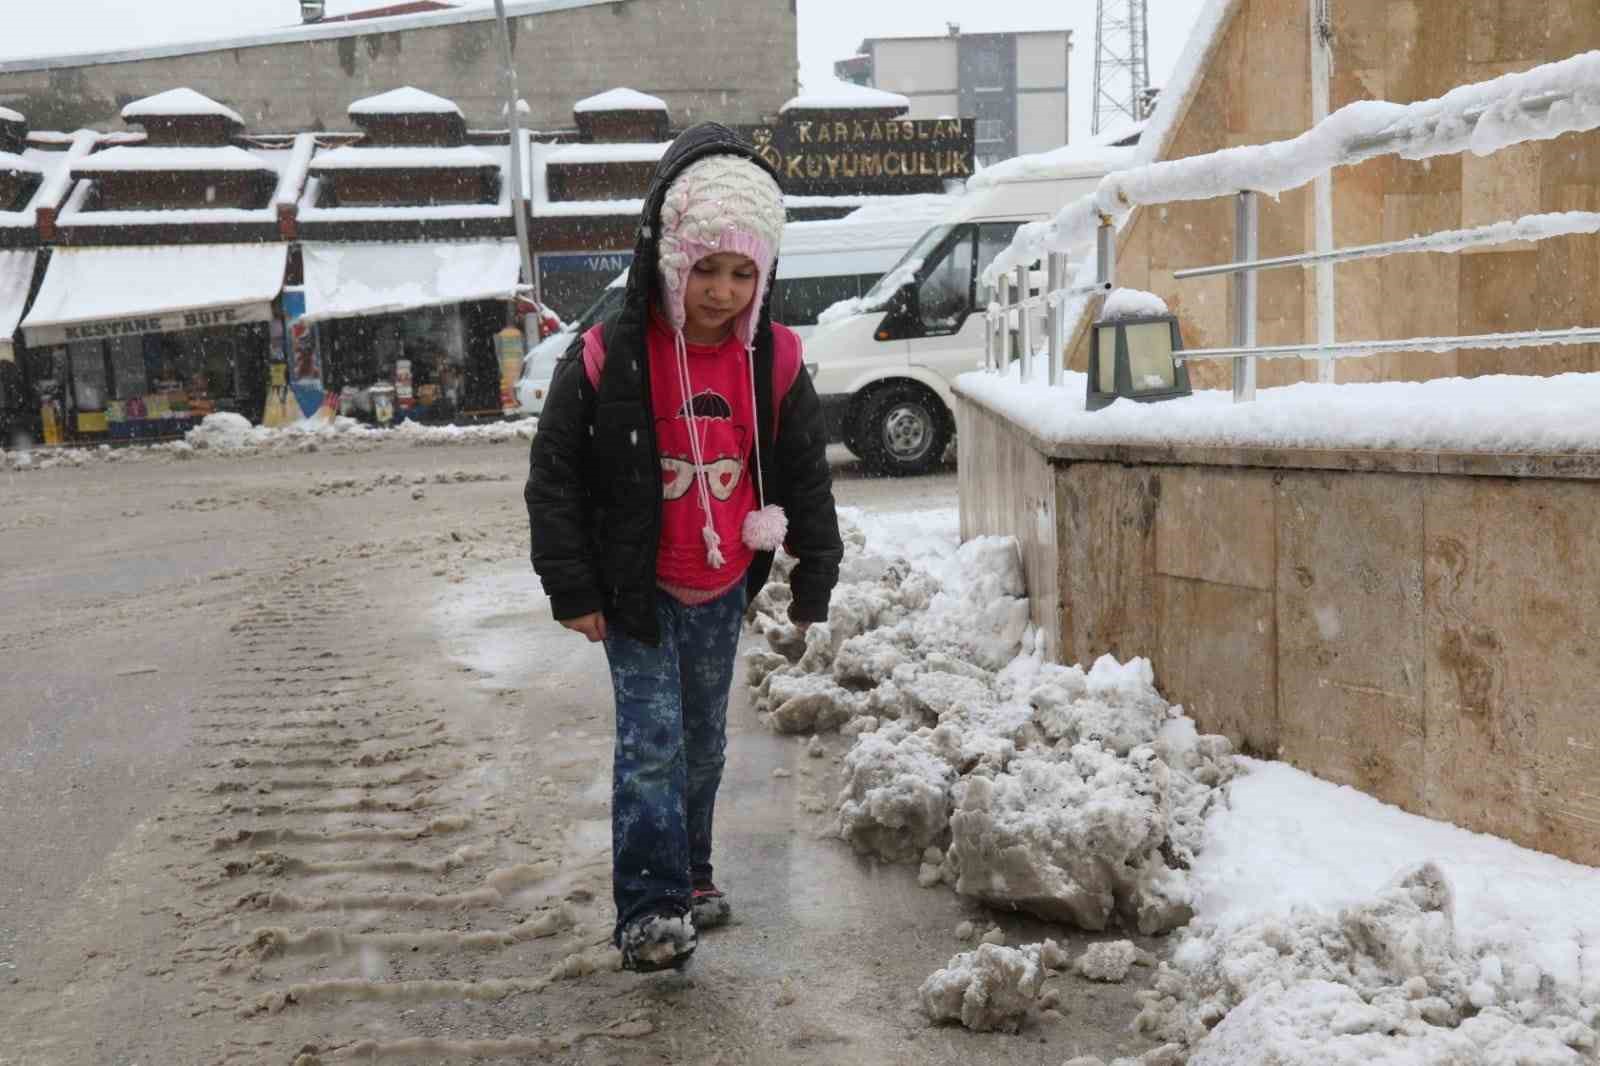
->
xmin=741 ymin=118 xmax=976 ymax=196
xmin=27 ymin=302 xmax=273 ymax=347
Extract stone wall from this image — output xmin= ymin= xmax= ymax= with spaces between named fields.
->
xmin=1065 ymin=0 xmax=1600 ymax=389
xmin=0 ymin=0 xmax=797 ymax=133
xmin=957 ymin=391 xmax=1600 ymax=867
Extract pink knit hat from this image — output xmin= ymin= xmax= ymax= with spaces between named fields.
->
xmin=656 ymin=154 xmax=786 ymax=348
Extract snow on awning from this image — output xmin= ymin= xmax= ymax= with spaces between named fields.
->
xmin=0 ymin=249 xmax=38 ymax=362
xmin=299 ymin=240 xmax=521 ymax=324
xmin=22 ymin=243 xmax=288 ymax=347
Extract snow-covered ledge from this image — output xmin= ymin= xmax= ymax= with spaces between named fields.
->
xmin=952 ymin=367 xmax=1600 ymax=870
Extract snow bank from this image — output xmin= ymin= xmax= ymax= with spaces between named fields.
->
xmin=1140 ymin=863 xmax=1599 ymax=1065
xmin=919 ymin=942 xmax=1044 ymax=1032
xmin=0 ymin=413 xmax=538 ymax=471
xmin=958 ymin=364 xmax=1600 ymax=456
xmin=746 ymin=508 xmax=1235 ymax=933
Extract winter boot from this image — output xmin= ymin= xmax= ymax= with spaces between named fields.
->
xmin=691 ymin=880 xmax=731 ymax=929
xmin=619 ymin=907 xmax=697 ymax=973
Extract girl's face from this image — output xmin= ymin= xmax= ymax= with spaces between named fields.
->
xmin=683 ymin=253 xmax=759 ymax=343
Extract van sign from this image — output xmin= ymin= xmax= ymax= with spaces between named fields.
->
xmin=740 ymin=118 xmax=975 ymax=196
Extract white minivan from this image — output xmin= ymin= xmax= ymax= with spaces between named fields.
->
xmin=516 ymin=198 xmax=955 ymax=417
xmin=806 ymin=145 xmax=1136 ymax=475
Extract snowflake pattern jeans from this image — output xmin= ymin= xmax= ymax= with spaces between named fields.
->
xmin=602 ymin=583 xmax=746 ymax=943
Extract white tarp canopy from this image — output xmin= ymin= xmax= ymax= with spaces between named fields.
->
xmin=299 ymin=240 xmax=522 ymax=324
xmin=0 ymin=249 xmax=38 ymax=362
xmin=22 ymin=243 xmax=287 ymax=347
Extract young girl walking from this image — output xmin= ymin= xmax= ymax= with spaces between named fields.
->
xmin=525 ymin=123 xmax=843 ymax=972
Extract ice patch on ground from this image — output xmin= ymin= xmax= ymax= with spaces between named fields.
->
xmin=748 ymin=508 xmax=1235 ymax=934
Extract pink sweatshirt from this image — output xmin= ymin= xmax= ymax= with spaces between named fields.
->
xmin=582 ymin=314 xmax=805 ymax=604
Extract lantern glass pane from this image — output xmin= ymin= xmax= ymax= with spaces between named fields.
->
xmin=1097 ymin=326 xmax=1118 ymax=393
xmin=1126 ymin=322 xmax=1176 ymax=392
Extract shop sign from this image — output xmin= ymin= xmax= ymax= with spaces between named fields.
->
xmin=537 ymin=252 xmax=634 ymax=276
xmin=27 ymin=301 xmax=274 ymax=348
xmin=740 ymin=118 xmax=975 ymax=196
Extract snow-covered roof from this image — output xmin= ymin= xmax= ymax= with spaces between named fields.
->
xmin=781 ymin=81 xmax=910 ymax=114
xmin=969 ymin=143 xmax=1140 ymax=190
xmin=574 ymin=88 xmax=668 ymax=114
xmin=0 ymin=130 xmax=97 ymax=231
xmin=72 ymin=145 xmax=275 ymax=174
xmin=309 ymin=145 xmax=497 ymax=170
xmin=0 ymin=150 xmax=41 ymax=176
xmin=0 ymin=0 xmax=618 ymax=74
xmin=121 ymin=88 xmax=245 ymax=126
xmin=348 ymin=87 xmax=463 ymax=118
xmin=0 ymin=106 xmax=24 ymax=125
xmin=296 ymin=141 xmax=515 ymax=224
xmin=540 ymin=141 xmax=672 ymax=165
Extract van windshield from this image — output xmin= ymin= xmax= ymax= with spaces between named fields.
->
xmin=859 ymin=224 xmax=952 ymax=306
xmin=571 ymin=282 xmax=627 ymax=334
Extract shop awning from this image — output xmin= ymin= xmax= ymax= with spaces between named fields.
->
xmin=0 ymin=249 xmax=37 ymax=363
xmin=299 ymin=240 xmax=522 ymax=325
xmin=22 ymin=243 xmax=288 ymax=348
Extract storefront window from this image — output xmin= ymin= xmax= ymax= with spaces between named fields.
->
xmin=109 ymin=335 xmax=148 ymax=400
xmin=68 ymin=341 xmax=107 ymax=411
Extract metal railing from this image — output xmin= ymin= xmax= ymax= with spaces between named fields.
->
xmin=980 ymin=49 xmax=1600 ymax=402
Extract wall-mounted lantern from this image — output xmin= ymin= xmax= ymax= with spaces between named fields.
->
xmin=1086 ymin=313 xmax=1192 ymax=411
xmin=300 ymin=0 xmax=326 ymax=23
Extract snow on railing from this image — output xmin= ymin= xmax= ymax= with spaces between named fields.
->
xmin=981 ymin=48 xmax=1600 ymax=403
xmin=986 ymin=50 xmax=1600 ymax=284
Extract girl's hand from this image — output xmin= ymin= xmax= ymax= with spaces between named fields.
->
xmin=561 ymin=612 xmax=607 ymax=643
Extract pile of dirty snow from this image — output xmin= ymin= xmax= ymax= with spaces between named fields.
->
xmin=1137 ymin=862 xmax=1598 ymax=1065
xmin=0 ymin=412 xmax=538 ymax=471
xmin=746 ymin=509 xmax=1235 ymax=934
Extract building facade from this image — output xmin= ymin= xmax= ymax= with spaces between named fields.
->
xmin=0 ymin=81 xmax=974 ymax=445
xmin=835 ymin=28 xmax=1070 ymax=166
xmin=0 ymin=0 xmax=798 ymax=134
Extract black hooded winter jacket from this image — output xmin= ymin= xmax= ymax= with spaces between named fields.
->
xmin=524 ymin=122 xmax=844 ymax=646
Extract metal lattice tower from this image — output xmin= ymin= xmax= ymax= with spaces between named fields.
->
xmin=1092 ymin=0 xmax=1152 ymax=136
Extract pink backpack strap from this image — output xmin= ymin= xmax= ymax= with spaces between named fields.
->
xmin=581 ymin=324 xmax=606 ymax=390
xmin=770 ymin=324 xmax=805 ymax=434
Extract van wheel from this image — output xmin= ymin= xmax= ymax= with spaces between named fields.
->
xmin=855 ymin=383 xmax=949 ymax=477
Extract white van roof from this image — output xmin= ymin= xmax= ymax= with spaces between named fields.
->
xmin=599 ymin=196 xmax=955 ymax=287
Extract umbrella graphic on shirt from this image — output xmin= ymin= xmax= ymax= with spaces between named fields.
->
xmin=679 ymin=390 xmax=733 ymax=420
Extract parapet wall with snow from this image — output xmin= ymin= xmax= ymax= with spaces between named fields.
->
xmin=952 ymin=364 xmax=1600 ymax=872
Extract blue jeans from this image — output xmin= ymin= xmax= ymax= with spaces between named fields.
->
xmin=603 ymin=584 xmax=746 ymax=942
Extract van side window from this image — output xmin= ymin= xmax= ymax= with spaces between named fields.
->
xmin=917 ymin=228 xmax=976 ymax=333
xmin=775 ymin=275 xmax=863 ymax=327
xmin=977 ymin=222 xmax=1025 ymax=276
